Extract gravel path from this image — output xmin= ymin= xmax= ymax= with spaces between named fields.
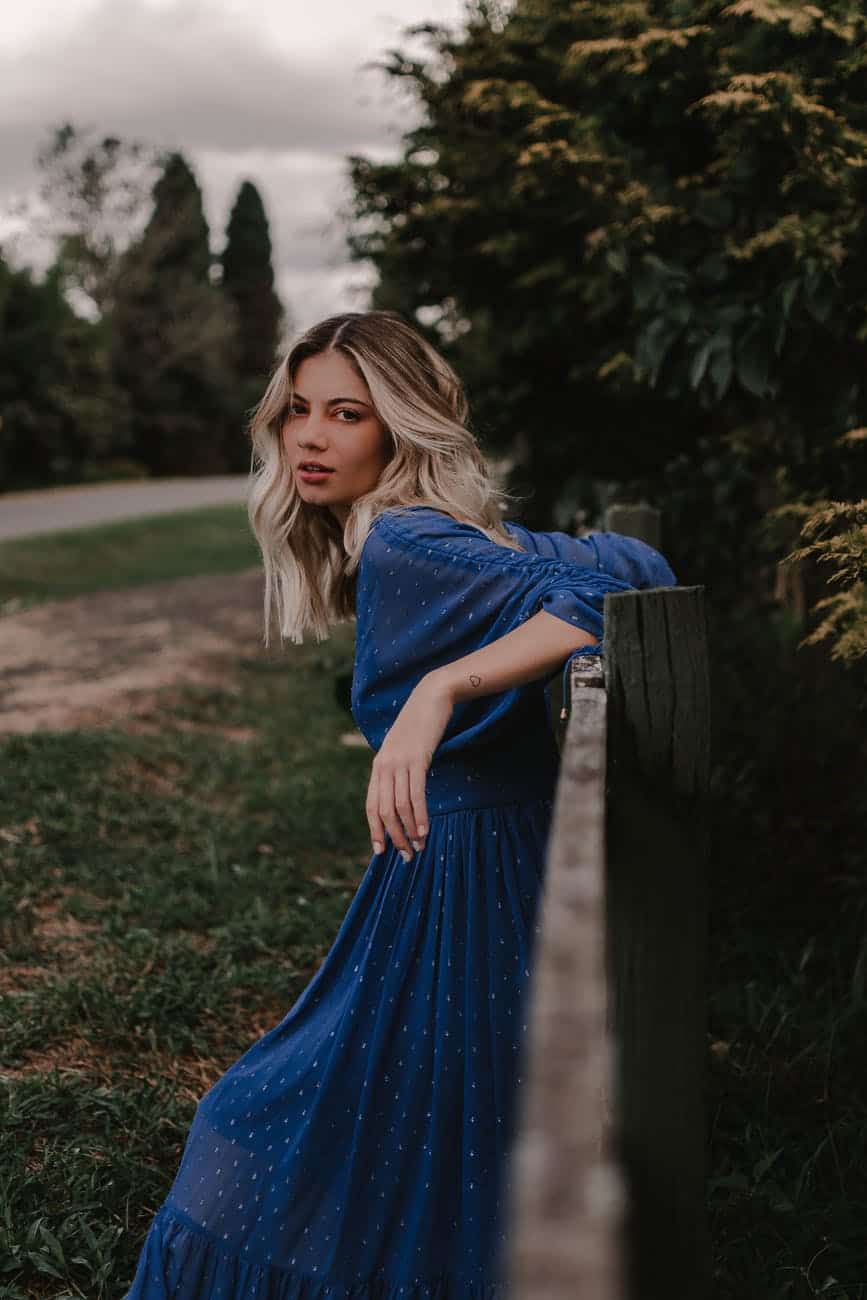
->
xmin=0 ymin=476 xmax=250 ymax=541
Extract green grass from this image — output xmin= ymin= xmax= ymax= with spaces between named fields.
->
xmin=2 ymin=529 xmax=866 ymax=1298
xmin=706 ymin=873 xmax=867 ymax=1300
xmin=0 ymin=505 xmax=259 ymax=611
xmin=0 ymin=626 xmax=371 ymax=1298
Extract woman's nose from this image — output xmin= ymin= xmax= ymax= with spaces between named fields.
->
xmin=297 ymin=423 xmax=329 ymax=449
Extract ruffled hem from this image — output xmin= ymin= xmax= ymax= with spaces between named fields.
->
xmin=124 ymin=1205 xmax=510 ymax=1300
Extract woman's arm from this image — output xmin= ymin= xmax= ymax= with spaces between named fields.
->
xmin=365 ymin=611 xmax=597 ymax=861
xmin=423 ymin=608 xmax=597 ymax=705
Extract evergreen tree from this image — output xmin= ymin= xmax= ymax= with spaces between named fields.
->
xmin=143 ymin=152 xmax=212 ymax=281
xmin=220 ymin=180 xmax=284 ymax=470
xmin=221 ymin=180 xmax=283 ymax=377
xmin=111 ymin=152 xmax=238 ymax=475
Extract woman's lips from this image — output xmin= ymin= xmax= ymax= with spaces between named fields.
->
xmin=298 ymin=465 xmax=335 ymax=483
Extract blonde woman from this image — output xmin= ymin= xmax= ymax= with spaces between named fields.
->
xmin=123 ymin=310 xmax=676 ymax=1299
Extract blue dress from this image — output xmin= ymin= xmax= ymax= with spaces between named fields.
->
xmin=123 ymin=505 xmax=676 ymax=1300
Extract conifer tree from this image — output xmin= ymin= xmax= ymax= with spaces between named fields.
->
xmin=220 ymin=180 xmax=284 ymax=469
xmin=221 ymin=180 xmax=283 ymax=378
xmin=111 ymin=152 xmax=238 ymax=475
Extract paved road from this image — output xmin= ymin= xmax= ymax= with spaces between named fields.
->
xmin=0 ymin=476 xmax=250 ymax=541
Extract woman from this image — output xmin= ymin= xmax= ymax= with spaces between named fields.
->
xmin=123 ymin=310 xmax=676 ymax=1298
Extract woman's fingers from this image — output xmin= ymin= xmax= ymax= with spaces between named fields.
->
xmin=408 ymin=763 xmax=429 ymax=845
xmin=368 ymin=759 xmax=429 ymax=862
xmin=369 ymin=761 xmax=408 ymax=858
xmin=365 ymin=769 xmax=386 ymax=855
xmin=393 ymin=767 xmax=417 ymax=844
xmin=383 ymin=767 xmax=412 ymax=860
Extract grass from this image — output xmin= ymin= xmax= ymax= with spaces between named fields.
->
xmin=0 ymin=619 xmax=371 ymax=1298
xmin=0 ymin=501 xmax=369 ymax=1294
xmin=2 ymin=520 xmax=866 ymax=1298
xmin=0 ymin=505 xmax=259 ymax=611
xmin=706 ymin=871 xmax=867 ymax=1299
xmin=703 ymin=607 xmax=867 ymax=1300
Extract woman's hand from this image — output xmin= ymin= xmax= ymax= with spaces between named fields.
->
xmin=366 ymin=673 xmax=454 ymax=862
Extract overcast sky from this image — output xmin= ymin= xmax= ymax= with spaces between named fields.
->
xmin=0 ymin=0 xmax=472 ymax=329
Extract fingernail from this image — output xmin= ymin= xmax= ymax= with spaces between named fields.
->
xmin=411 ymin=840 xmax=421 ymax=852
xmin=400 ymin=849 xmax=412 ymax=863
xmin=373 ymin=841 xmax=383 ymax=854
xmin=417 ymin=825 xmax=427 ymax=837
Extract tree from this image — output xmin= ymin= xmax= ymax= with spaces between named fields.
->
xmin=346 ymin=0 xmax=867 ymax=560
xmin=111 ymin=152 xmax=238 ymax=475
xmin=29 ymin=122 xmax=158 ymax=317
xmin=221 ymin=180 xmax=285 ymax=469
xmin=221 ymin=180 xmax=284 ymax=377
xmin=0 ymin=251 xmax=131 ymax=489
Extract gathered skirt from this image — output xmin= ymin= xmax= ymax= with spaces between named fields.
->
xmin=123 ymin=793 xmax=553 ymax=1299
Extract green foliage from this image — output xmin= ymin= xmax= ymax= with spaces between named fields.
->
xmin=2 ymin=132 xmax=288 ymax=487
xmin=221 ymin=180 xmax=284 ymax=378
xmin=32 ymin=122 xmax=159 ymax=317
xmin=776 ymin=492 xmax=867 ymax=664
xmin=111 ymin=152 xmax=239 ymax=476
xmin=703 ymin=599 xmax=867 ymax=1298
xmin=347 ymin=0 xmax=867 ymax=534
xmin=0 ymin=254 xmax=132 ymax=491
xmin=221 ymin=180 xmax=285 ymax=470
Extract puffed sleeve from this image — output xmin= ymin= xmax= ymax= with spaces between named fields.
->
xmin=352 ymin=506 xmax=642 ymax=753
xmin=504 ymin=520 xmax=678 ymax=588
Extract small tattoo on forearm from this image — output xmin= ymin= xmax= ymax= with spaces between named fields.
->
xmin=469 ymin=674 xmax=481 ymax=688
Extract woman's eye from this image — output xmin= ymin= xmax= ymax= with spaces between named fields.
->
xmin=335 ymin=408 xmax=361 ymax=421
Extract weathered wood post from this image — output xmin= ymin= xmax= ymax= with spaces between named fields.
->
xmin=509 ymin=504 xmax=711 ymax=1300
xmin=603 ymin=502 xmax=662 ymax=550
xmin=605 ymin=583 xmax=711 ymax=1300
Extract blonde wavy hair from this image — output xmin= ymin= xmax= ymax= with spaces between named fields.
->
xmin=246 ymin=310 xmax=527 ymax=646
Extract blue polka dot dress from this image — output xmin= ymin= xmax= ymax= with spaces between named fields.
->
xmin=122 ymin=506 xmax=676 ymax=1299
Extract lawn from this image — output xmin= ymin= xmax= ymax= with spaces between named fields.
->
xmin=0 ymin=505 xmax=259 ymax=611
xmin=0 ymin=645 xmax=371 ymax=1298
xmin=0 ymin=511 xmax=371 ymax=1296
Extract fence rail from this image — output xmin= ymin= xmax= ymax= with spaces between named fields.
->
xmin=508 ymin=517 xmax=711 ymax=1300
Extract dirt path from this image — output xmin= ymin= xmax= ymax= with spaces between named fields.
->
xmin=0 ymin=568 xmax=271 ymax=734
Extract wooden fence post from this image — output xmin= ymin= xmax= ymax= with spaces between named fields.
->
xmin=605 ymin=585 xmax=711 ymax=1299
xmin=510 ymin=571 xmax=711 ymax=1298
xmin=603 ymin=503 xmax=662 ymax=551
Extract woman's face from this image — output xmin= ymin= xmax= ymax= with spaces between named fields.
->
xmin=282 ymin=349 xmax=391 ymax=526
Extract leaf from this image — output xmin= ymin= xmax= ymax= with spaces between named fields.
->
xmin=635 ymin=317 xmax=684 ymax=385
xmin=38 ymin=1226 xmax=66 ymax=1263
xmin=804 ymin=271 xmax=835 ymax=324
xmin=690 ymin=338 xmax=715 ymax=389
xmin=695 ymin=193 xmax=734 ymax=229
xmin=709 ymin=341 xmax=734 ymax=399
xmin=735 ymin=320 xmax=774 ymax=397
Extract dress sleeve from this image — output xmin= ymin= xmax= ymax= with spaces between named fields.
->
xmin=353 ymin=507 xmax=641 ymax=751
xmin=504 ymin=520 xmax=678 ymax=588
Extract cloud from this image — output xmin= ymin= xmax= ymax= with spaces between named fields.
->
xmin=0 ymin=0 xmax=413 ymax=167
xmin=0 ymin=0 xmax=446 ymax=327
